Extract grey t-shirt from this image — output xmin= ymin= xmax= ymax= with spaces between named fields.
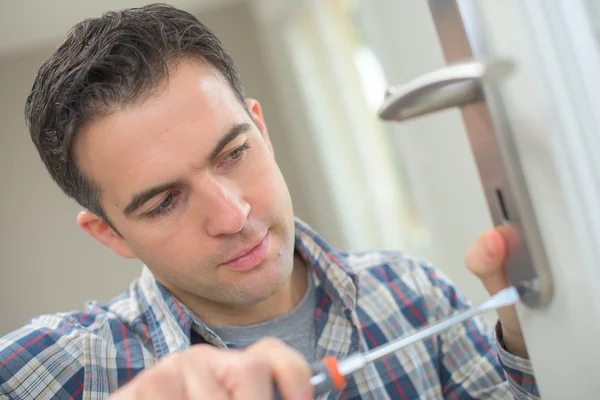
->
xmin=208 ymin=270 xmax=317 ymax=363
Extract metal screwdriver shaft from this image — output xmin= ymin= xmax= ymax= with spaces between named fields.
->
xmin=308 ymin=286 xmax=520 ymax=395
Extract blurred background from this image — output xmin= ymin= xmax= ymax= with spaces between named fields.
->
xmin=0 ymin=0 xmax=500 ymax=335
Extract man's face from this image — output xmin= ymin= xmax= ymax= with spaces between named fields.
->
xmin=75 ymin=59 xmax=296 ymax=307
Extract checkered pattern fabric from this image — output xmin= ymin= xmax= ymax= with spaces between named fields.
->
xmin=0 ymin=218 xmax=538 ymax=399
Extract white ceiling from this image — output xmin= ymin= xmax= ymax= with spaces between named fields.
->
xmin=0 ymin=0 xmax=243 ymax=56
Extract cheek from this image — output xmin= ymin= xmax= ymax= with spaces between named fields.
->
xmin=123 ymin=219 xmax=212 ymax=270
xmin=244 ymin=155 xmax=287 ymax=207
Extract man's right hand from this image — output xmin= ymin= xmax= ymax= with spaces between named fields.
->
xmin=110 ymin=337 xmax=313 ymax=400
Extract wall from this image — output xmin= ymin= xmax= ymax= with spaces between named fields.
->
xmin=0 ymin=1 xmax=312 ymax=335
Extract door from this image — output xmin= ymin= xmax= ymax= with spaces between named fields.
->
xmin=253 ymin=0 xmax=600 ymax=397
xmin=378 ymin=0 xmax=600 ymax=397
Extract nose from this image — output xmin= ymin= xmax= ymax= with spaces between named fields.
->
xmin=202 ymin=178 xmax=251 ymax=237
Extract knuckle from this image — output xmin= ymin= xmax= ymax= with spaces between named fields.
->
xmin=242 ymin=353 xmax=270 ymax=374
xmin=225 ymin=352 xmax=270 ymax=383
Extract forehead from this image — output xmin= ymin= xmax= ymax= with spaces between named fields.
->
xmin=75 ymin=59 xmax=246 ymax=206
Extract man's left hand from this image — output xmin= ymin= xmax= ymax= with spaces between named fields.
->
xmin=465 ymin=225 xmax=528 ymax=358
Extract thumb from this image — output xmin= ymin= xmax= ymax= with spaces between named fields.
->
xmin=465 ymin=229 xmax=510 ymax=295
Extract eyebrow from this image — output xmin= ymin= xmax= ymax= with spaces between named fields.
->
xmin=122 ymin=122 xmax=252 ymax=217
xmin=208 ymin=122 xmax=252 ymax=162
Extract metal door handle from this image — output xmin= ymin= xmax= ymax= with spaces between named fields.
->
xmin=377 ymin=58 xmax=554 ymax=308
xmin=378 ymin=60 xmax=514 ymax=121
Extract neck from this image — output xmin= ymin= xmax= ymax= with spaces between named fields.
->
xmin=183 ymin=254 xmax=309 ymax=327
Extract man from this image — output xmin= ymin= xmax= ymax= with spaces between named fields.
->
xmin=0 ymin=4 xmax=537 ymax=399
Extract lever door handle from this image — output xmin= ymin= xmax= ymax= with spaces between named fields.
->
xmin=377 ymin=57 xmax=554 ymax=308
xmin=378 ymin=59 xmax=515 ymax=121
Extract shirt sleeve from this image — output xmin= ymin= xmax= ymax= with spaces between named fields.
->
xmin=0 ymin=317 xmax=86 ymax=400
xmin=1 ymin=312 xmax=155 ymax=400
xmin=495 ymin=320 xmax=539 ymax=399
xmin=414 ymin=261 xmax=540 ymax=399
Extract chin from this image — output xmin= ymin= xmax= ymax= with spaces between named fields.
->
xmin=237 ymin=258 xmax=293 ymax=305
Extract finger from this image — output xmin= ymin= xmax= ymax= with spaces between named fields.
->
xmin=246 ymin=337 xmax=313 ymax=400
xmin=179 ymin=346 xmax=233 ymax=400
xmin=109 ymin=367 xmax=185 ymax=400
xmin=212 ymin=351 xmax=273 ymax=400
xmin=465 ymin=229 xmax=509 ymax=294
xmin=466 ymin=229 xmax=506 ymax=272
xmin=495 ymin=224 xmax=521 ymax=259
xmin=110 ymin=346 xmax=228 ymax=400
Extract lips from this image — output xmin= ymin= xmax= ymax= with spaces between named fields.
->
xmin=227 ymin=237 xmax=264 ymax=261
xmin=222 ymin=233 xmax=270 ymax=271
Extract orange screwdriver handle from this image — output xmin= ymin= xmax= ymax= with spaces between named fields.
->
xmin=315 ymin=355 xmax=346 ymax=393
xmin=273 ymin=355 xmax=347 ymax=399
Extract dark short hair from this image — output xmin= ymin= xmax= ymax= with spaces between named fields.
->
xmin=25 ymin=3 xmax=246 ymax=229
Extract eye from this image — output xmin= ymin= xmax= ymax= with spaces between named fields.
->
xmin=144 ymin=191 xmax=180 ymax=218
xmin=222 ymin=142 xmax=250 ymax=164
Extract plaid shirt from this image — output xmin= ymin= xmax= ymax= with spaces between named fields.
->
xmin=0 ymin=218 xmax=538 ymax=399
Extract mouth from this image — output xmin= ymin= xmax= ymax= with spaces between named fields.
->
xmin=222 ymin=232 xmax=270 ymax=271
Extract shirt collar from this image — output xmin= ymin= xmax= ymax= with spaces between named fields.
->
xmin=293 ymin=217 xmax=358 ymax=311
xmin=138 ymin=217 xmax=359 ymax=359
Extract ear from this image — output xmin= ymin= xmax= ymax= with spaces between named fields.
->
xmin=77 ymin=210 xmax=137 ymax=259
xmin=246 ymin=98 xmax=274 ymax=155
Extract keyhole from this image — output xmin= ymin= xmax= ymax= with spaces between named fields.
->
xmin=495 ymin=189 xmax=510 ymax=222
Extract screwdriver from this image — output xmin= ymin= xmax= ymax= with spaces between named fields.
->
xmin=274 ymin=285 xmax=520 ymax=398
